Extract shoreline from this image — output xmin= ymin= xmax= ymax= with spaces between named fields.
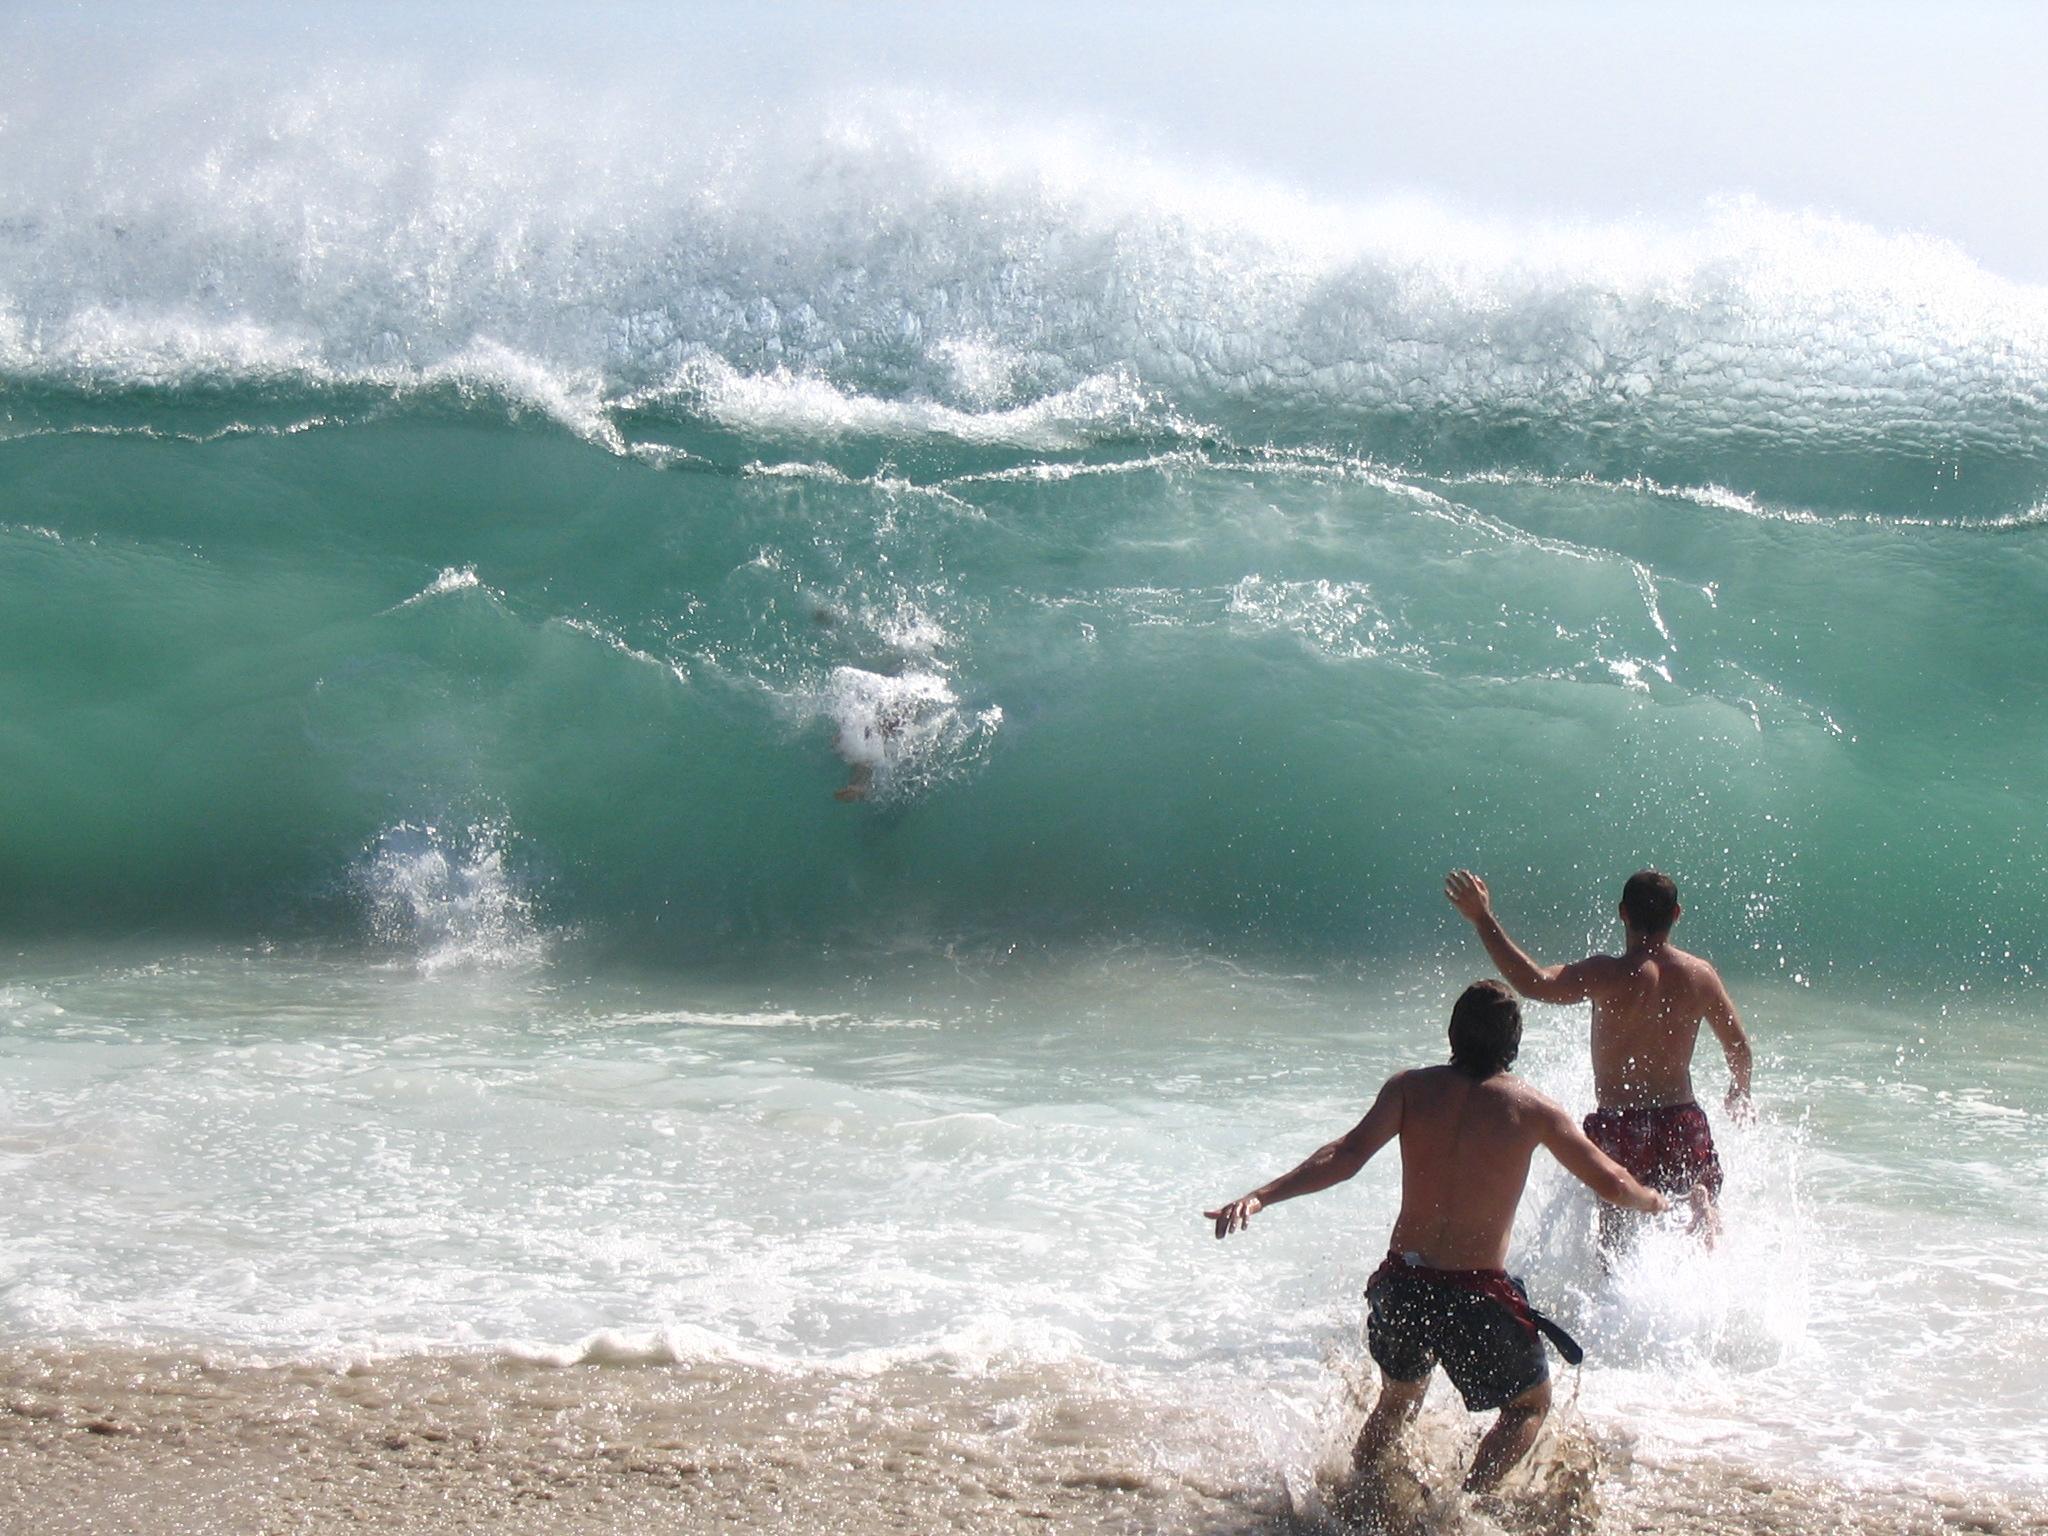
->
xmin=3 ymin=1346 xmax=2041 ymax=1536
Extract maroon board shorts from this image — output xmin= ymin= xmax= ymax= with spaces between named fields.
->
xmin=1583 ymin=1101 xmax=1723 ymax=1198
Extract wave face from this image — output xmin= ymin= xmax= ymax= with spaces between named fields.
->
xmin=3 ymin=65 xmax=2046 ymax=982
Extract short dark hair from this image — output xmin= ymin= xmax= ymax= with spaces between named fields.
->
xmin=1448 ymin=980 xmax=1521 ymax=1079
xmin=1621 ymin=869 xmax=1680 ymax=935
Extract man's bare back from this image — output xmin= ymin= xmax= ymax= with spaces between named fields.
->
xmin=1444 ymin=869 xmax=1752 ymax=1115
xmin=1204 ymin=981 xmax=1663 ymax=1494
xmin=1446 ymin=869 xmax=1753 ymax=1243
xmin=1383 ymin=1066 xmax=1647 ymax=1269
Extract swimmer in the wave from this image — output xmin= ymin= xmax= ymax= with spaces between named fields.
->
xmin=1446 ymin=868 xmax=1754 ymax=1249
xmin=831 ymin=698 xmax=912 ymax=802
xmin=1205 ymin=982 xmax=1666 ymax=1498
xmin=829 ymin=665 xmax=936 ymax=803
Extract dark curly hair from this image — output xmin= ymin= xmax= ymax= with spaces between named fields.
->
xmin=1448 ymin=980 xmax=1522 ymax=1079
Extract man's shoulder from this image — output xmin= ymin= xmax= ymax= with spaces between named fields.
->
xmin=1395 ymin=1063 xmax=1473 ymax=1103
xmin=1566 ymin=952 xmax=1630 ymax=986
xmin=1669 ymin=945 xmax=1728 ymax=985
xmin=1480 ymin=1074 xmax=1572 ymax=1141
xmin=1489 ymin=1072 xmax=1563 ymax=1110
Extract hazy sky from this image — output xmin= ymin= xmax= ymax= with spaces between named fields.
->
xmin=14 ymin=1 xmax=2047 ymax=283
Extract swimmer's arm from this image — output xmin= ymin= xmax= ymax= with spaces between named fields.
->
xmin=1205 ymin=1072 xmax=1405 ymax=1239
xmin=1537 ymin=1100 xmax=1668 ymax=1214
xmin=1703 ymin=973 xmax=1754 ymax=1117
xmin=1444 ymin=870 xmax=1597 ymax=1004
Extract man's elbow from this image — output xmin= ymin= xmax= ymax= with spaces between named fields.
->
xmin=1326 ymin=1144 xmax=1370 ymax=1183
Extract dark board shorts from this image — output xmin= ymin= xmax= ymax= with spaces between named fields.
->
xmin=1366 ymin=1264 xmax=1550 ymax=1413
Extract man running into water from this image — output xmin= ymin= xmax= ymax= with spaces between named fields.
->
xmin=1205 ymin=982 xmax=1666 ymax=1495
xmin=1445 ymin=869 xmax=1753 ymax=1246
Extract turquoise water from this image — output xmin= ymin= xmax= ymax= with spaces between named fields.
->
xmin=5 ymin=404 xmax=2044 ymax=978
xmin=3 ymin=21 xmax=2047 ymax=1513
xmin=3 ymin=74 xmax=2045 ymax=969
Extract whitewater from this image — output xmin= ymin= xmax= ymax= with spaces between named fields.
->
xmin=3 ymin=13 xmax=2046 ymax=1535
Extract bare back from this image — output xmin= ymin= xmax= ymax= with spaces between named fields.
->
xmin=1574 ymin=942 xmax=1731 ymax=1109
xmin=1385 ymin=1066 xmax=1554 ymax=1270
xmin=1203 ymin=1046 xmax=1662 ymax=1261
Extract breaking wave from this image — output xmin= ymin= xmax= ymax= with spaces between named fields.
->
xmin=3 ymin=68 xmax=2045 ymax=513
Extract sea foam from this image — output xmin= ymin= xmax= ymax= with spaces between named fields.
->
xmin=4 ymin=70 xmax=2046 ymax=491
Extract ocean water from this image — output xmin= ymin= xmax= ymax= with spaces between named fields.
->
xmin=3 ymin=15 xmax=2047 ymax=1529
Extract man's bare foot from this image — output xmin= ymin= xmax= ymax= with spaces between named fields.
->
xmin=833 ymin=784 xmax=870 ymax=803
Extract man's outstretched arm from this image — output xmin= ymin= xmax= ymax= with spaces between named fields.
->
xmin=1205 ymin=1072 xmax=1406 ymax=1239
xmin=1444 ymin=870 xmax=1597 ymax=1004
xmin=1537 ymin=1100 xmax=1668 ymax=1214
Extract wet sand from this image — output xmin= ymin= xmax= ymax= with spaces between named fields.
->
xmin=2 ymin=1348 xmax=2041 ymax=1536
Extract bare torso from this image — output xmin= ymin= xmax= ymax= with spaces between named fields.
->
xmin=1581 ymin=942 xmax=1723 ymax=1109
xmin=1385 ymin=1066 xmax=1550 ymax=1270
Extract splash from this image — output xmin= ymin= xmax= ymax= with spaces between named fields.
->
xmin=353 ymin=819 xmax=544 ymax=973
xmin=809 ymin=665 xmax=1003 ymax=805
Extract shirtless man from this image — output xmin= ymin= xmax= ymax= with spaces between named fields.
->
xmin=1204 ymin=981 xmax=1666 ymax=1494
xmin=1445 ymin=869 xmax=1753 ymax=1246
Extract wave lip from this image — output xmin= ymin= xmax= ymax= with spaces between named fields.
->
xmin=630 ymin=354 xmax=1160 ymax=449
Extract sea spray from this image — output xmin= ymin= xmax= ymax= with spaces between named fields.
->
xmin=5 ymin=68 xmax=2048 ymax=506
xmin=355 ymin=819 xmax=545 ymax=973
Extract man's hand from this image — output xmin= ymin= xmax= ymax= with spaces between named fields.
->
xmin=1204 ymin=1194 xmax=1262 ymax=1239
xmin=1725 ymin=1082 xmax=1756 ymax=1125
xmin=1444 ymin=870 xmax=1494 ymax=923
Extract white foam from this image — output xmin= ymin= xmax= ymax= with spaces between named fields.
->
xmin=602 ymin=1009 xmax=939 ymax=1031
xmin=1226 ymin=573 xmax=1419 ymax=662
xmin=5 ymin=68 xmax=2044 ymax=470
xmin=390 ymin=565 xmax=486 ymax=609
xmin=0 ymin=986 xmax=65 ymax=1028
xmin=502 ymin=1324 xmax=793 ymax=1372
xmin=4 ymin=951 xmax=2046 ymax=1496
xmin=554 ymin=616 xmax=688 ymax=685
xmin=1441 ymin=467 xmax=2048 ymax=532
xmin=643 ymin=354 xmax=1149 ymax=448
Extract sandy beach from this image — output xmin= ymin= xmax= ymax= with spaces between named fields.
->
xmin=4 ymin=1348 xmax=2042 ymax=1536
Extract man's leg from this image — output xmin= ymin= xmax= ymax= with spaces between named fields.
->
xmin=1587 ymin=1113 xmax=1646 ymax=1260
xmin=1687 ymin=1182 xmax=1722 ymax=1245
xmin=1464 ymin=1378 xmax=1551 ymax=1493
xmin=1350 ymin=1373 xmax=1427 ymax=1472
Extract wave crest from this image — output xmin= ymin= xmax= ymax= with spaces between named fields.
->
xmin=5 ymin=78 xmax=2046 ymax=498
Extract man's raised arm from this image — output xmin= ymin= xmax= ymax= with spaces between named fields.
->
xmin=1204 ymin=1072 xmax=1406 ymax=1239
xmin=1444 ymin=870 xmax=1597 ymax=1004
